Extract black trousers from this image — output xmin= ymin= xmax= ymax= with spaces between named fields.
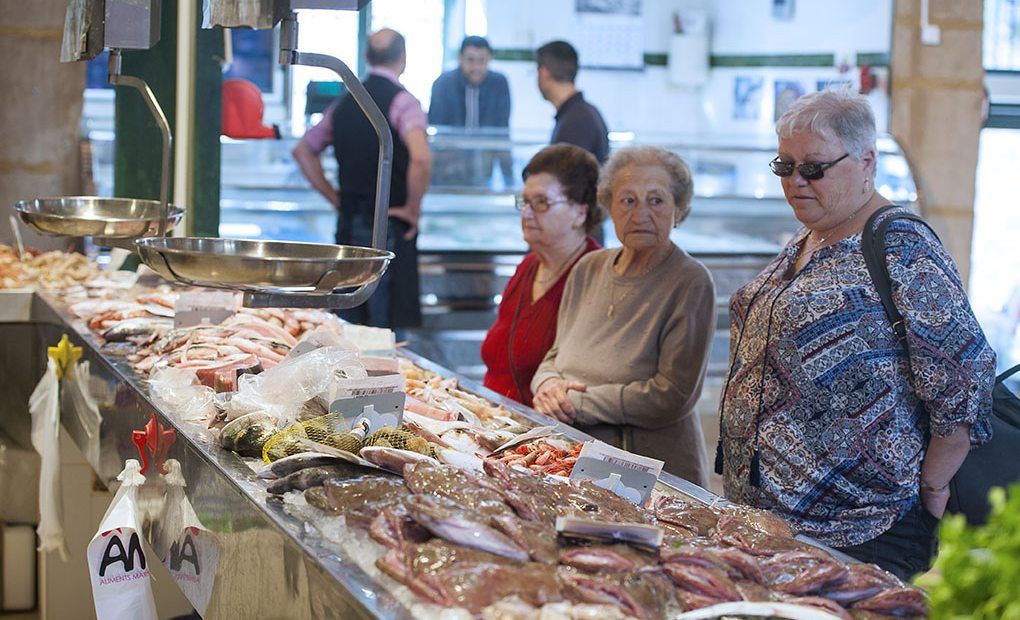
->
xmin=834 ymin=501 xmax=939 ymax=581
xmin=335 ymin=198 xmax=422 ymax=330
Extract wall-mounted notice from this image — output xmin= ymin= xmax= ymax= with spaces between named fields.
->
xmin=575 ymin=0 xmax=644 ymax=70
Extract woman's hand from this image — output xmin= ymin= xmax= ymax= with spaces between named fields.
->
xmin=533 ymin=378 xmax=587 ymax=423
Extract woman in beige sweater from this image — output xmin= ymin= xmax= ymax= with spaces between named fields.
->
xmin=531 ymin=146 xmax=716 ymax=484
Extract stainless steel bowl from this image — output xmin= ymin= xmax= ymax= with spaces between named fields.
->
xmin=14 ymin=197 xmax=184 ymax=242
xmin=134 ymin=237 xmax=394 ymax=294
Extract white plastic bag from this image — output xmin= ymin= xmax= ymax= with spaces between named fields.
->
xmin=28 ymin=359 xmax=68 ymax=559
xmin=148 ymin=367 xmax=216 ymax=424
xmin=87 ymin=460 xmax=158 ymax=620
xmin=225 ymin=346 xmax=366 ymax=426
xmin=154 ymin=460 xmax=219 ymax=616
xmin=63 ymin=360 xmax=103 ymax=468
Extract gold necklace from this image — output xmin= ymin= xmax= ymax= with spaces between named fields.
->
xmin=606 ymin=248 xmax=668 ymax=318
xmin=808 ymin=202 xmax=870 ymax=251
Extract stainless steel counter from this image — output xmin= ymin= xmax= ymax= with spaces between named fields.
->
xmin=0 ymin=289 xmax=840 ymax=618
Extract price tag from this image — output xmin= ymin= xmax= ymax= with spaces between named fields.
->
xmin=555 ymin=515 xmax=663 ymax=549
xmin=173 ymin=292 xmax=240 ymax=328
xmin=329 ymin=392 xmax=406 ymax=435
xmin=569 ymin=441 xmax=663 ymax=505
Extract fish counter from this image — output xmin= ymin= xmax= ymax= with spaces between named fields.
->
xmin=0 ymin=279 xmax=929 ymax=619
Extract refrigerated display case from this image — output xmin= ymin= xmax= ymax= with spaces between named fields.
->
xmin=217 ymin=128 xmax=919 ymax=378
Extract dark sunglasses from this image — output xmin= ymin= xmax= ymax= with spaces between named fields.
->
xmin=769 ymin=153 xmax=850 ymax=180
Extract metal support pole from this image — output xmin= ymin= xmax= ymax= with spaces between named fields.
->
xmin=279 ymin=13 xmax=391 ymax=252
xmin=108 ymin=49 xmax=173 ymax=237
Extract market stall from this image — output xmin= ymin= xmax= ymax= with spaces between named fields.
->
xmin=0 ymin=256 xmax=928 ymax=618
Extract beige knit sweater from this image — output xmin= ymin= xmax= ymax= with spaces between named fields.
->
xmin=531 ymin=245 xmax=716 ymax=485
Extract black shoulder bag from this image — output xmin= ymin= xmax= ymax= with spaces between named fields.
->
xmin=862 ymin=205 xmax=1020 ymax=525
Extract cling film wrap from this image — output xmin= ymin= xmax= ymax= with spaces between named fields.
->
xmin=225 ymin=346 xmax=366 ymax=427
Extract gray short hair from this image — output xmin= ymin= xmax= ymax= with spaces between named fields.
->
xmin=597 ymin=146 xmax=694 ymax=226
xmin=775 ymin=89 xmax=877 ymax=158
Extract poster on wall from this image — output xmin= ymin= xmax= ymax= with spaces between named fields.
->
xmin=575 ymin=0 xmax=645 ymax=70
xmin=772 ymin=0 xmax=795 ymax=21
xmin=734 ymin=76 xmax=764 ymax=120
xmin=774 ymin=80 xmax=806 ymax=121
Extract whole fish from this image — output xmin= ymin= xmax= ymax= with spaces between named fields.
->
xmin=257 ymin=451 xmax=348 ymax=479
xmin=102 ymin=317 xmax=174 ymax=342
xmin=266 ymin=466 xmax=347 ymax=495
xmin=403 ymin=494 xmax=529 ymax=561
xmin=360 ymin=446 xmax=438 ymax=474
xmin=219 ymin=412 xmax=277 ymax=458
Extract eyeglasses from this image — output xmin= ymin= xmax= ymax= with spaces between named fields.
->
xmin=515 ymin=194 xmax=569 ymax=213
xmin=769 ymin=153 xmax=850 ymax=180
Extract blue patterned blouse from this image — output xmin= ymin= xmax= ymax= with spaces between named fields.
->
xmin=720 ymin=207 xmax=995 ymax=547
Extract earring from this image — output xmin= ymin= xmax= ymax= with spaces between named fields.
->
xmin=862 ymin=179 xmax=870 ymax=194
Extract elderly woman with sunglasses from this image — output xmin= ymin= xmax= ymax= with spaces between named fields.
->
xmin=716 ymin=89 xmax=995 ymax=580
xmin=481 ymin=144 xmax=603 ymax=406
xmin=530 ymin=146 xmax=716 ymax=484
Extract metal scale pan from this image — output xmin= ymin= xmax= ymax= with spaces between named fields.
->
xmin=135 ymin=237 xmax=393 ymax=306
xmin=14 ymin=197 xmax=184 ymax=250
xmin=134 ymin=10 xmax=397 ymax=310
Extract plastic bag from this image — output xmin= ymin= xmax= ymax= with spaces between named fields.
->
xmin=63 ymin=360 xmax=103 ymax=468
xmin=148 ymin=367 xmax=216 ymax=424
xmin=28 ymin=359 xmax=69 ymax=559
xmin=153 ymin=460 xmax=219 ymax=616
xmin=224 ymin=346 xmax=366 ymax=427
xmin=87 ymin=460 xmax=158 ymax=620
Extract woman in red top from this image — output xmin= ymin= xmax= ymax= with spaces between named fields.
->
xmin=481 ymin=144 xmax=603 ymax=405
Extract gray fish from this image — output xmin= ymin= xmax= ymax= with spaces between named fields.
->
xmin=219 ymin=412 xmax=277 ymax=458
xmin=304 ymin=486 xmax=335 ymax=513
xmin=257 ymin=451 xmax=349 ymax=479
xmin=102 ymin=317 xmax=174 ymax=342
xmin=404 ymin=494 xmax=529 ymax=561
xmin=265 ymin=466 xmax=348 ymax=495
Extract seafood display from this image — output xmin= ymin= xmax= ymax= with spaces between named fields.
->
xmin=494 ymin=438 xmax=583 ymax=476
xmin=0 ymin=244 xmax=99 ymax=289
xmin=68 ymin=290 xmax=347 ymax=390
xmin=11 ymin=268 xmax=933 ymax=619
xmin=275 ymin=451 xmax=928 ymax=618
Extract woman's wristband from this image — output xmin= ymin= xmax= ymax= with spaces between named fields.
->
xmin=921 ymin=480 xmax=950 ymax=494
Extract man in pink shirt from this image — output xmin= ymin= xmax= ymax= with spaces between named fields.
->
xmin=293 ymin=29 xmax=431 ymax=329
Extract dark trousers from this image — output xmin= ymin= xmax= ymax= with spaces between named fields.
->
xmin=834 ymin=501 xmax=939 ymax=581
xmin=335 ymin=199 xmax=422 ymax=329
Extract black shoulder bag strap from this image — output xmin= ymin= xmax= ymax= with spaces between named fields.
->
xmin=860 ymin=205 xmax=935 ymax=344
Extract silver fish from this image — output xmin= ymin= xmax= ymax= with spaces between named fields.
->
xmin=257 ymin=451 xmax=349 ymax=479
xmin=219 ymin=412 xmax=277 ymax=458
xmin=102 ymin=317 xmax=174 ymax=342
xmin=359 ymin=446 xmax=438 ymax=474
xmin=404 ymin=494 xmax=529 ymax=561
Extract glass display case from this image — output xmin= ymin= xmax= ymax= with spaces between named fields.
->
xmin=216 ymin=128 xmax=919 ymax=378
xmin=86 ymin=128 xmax=920 ymax=378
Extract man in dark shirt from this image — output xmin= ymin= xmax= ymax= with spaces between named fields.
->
xmin=429 ymin=36 xmax=511 ymax=129
xmin=536 ymin=40 xmax=609 ymax=164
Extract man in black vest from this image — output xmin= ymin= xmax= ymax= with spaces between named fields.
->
xmin=293 ymin=29 xmax=432 ymax=330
